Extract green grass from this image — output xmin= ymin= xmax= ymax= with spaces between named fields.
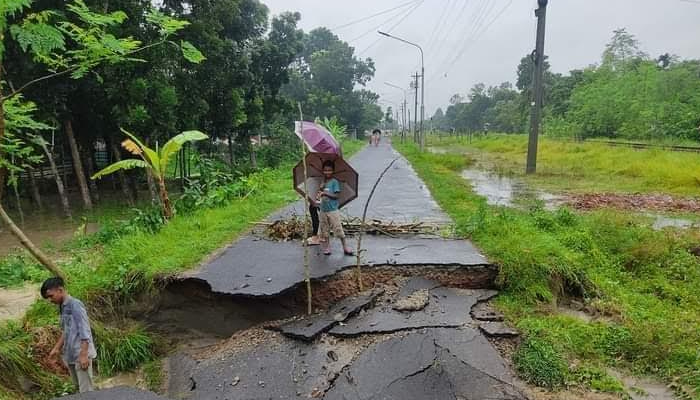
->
xmin=397 ymin=142 xmax=700 ymax=397
xmin=142 ymin=359 xmax=163 ymax=393
xmin=513 ymin=337 xmax=568 ymax=389
xmin=93 ymin=323 xmax=155 ymax=377
xmin=0 ymin=253 xmax=48 ymax=288
xmin=427 ymin=134 xmax=700 ymax=196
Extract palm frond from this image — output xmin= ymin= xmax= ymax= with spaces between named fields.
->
xmin=119 ymin=128 xmax=159 ymax=169
xmin=91 ymin=159 xmax=148 ymax=180
xmin=159 ymin=130 xmax=208 ymax=175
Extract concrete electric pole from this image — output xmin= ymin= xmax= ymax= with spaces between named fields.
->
xmin=412 ymin=72 xmax=419 ymax=144
xmin=526 ymin=0 xmax=548 ymax=174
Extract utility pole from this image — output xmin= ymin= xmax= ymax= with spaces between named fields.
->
xmin=420 ymin=66 xmax=425 ymax=152
xmin=408 ymin=108 xmax=412 ymax=135
xmin=412 ymin=73 xmax=419 ymax=144
xmin=526 ymin=0 xmax=548 ymax=174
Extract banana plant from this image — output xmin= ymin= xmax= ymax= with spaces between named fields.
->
xmin=320 ymin=116 xmax=348 ymax=141
xmin=92 ymin=128 xmax=208 ymax=219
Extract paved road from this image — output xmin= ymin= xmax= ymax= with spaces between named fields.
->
xmin=278 ymin=141 xmax=449 ymax=223
xmin=190 ymin=141 xmax=488 ymax=296
xmin=58 ymin=142 xmax=526 ymax=400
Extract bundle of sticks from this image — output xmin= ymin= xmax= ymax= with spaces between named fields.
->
xmin=259 ymin=216 xmax=442 ymax=241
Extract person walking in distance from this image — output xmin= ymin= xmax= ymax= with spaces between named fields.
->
xmin=42 ymin=277 xmax=97 ymax=393
xmin=317 ymin=160 xmax=354 ymax=256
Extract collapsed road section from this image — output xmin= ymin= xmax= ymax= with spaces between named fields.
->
xmin=164 ymin=277 xmax=525 ymax=400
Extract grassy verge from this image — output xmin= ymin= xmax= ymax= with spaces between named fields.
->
xmin=427 ymin=134 xmax=700 ymax=196
xmin=0 ymin=141 xmax=365 ymax=398
xmin=397 ymin=142 xmax=700 ymax=398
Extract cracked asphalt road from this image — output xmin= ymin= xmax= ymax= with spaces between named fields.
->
xmin=188 ymin=141 xmax=489 ymax=297
xmin=57 ymin=143 xmax=526 ymax=400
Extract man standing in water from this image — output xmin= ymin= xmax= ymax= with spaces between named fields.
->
xmin=42 ymin=277 xmax=96 ymax=393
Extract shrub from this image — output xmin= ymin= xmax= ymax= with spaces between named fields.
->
xmin=93 ymin=323 xmax=155 ymax=376
xmin=0 ymin=253 xmax=48 ymax=288
xmin=513 ymin=337 xmax=568 ymax=389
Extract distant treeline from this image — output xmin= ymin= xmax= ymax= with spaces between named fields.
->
xmin=432 ymin=29 xmax=700 ymax=141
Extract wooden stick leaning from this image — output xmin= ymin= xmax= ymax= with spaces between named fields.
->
xmin=297 ymin=103 xmax=313 ymax=315
xmin=355 ymin=156 xmax=400 ymax=291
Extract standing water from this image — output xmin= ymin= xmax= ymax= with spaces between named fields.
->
xmin=460 ymin=169 xmax=563 ymax=210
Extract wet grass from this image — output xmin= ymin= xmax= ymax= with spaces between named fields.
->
xmin=397 ymin=142 xmax=700 ymax=398
xmin=427 ymin=134 xmax=700 ymax=196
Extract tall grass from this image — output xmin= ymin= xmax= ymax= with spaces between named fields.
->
xmin=92 ymin=323 xmax=155 ymax=376
xmin=397 ymin=142 xmax=700 ymax=396
xmin=429 ymin=134 xmax=700 ymax=196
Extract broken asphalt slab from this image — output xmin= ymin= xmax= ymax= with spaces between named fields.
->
xmin=54 ymin=387 xmax=170 ymax=400
xmin=324 ymin=328 xmax=526 ymax=400
xmin=479 ymin=321 xmax=520 ymax=338
xmin=170 ymin=336 xmax=358 ymax=400
xmin=189 ymin=235 xmax=490 ymax=297
xmin=168 ymin=328 xmax=525 ymax=400
xmin=329 ymin=277 xmax=496 ymax=337
xmin=275 ymin=289 xmax=384 ymax=341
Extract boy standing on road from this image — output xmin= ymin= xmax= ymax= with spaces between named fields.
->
xmin=317 ymin=160 xmax=354 ymax=256
xmin=41 ymin=277 xmax=96 ymax=393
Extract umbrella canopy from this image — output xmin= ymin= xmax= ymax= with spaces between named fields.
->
xmin=293 ymin=153 xmax=358 ymax=209
xmin=295 ymin=121 xmax=341 ymax=155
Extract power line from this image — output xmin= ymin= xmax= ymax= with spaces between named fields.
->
xmin=445 ymin=0 xmax=510 ymax=71
xmin=423 ymin=0 xmax=455 ymax=52
xmin=331 ymin=0 xmax=421 ymax=31
xmin=347 ymin=4 xmax=420 ymax=43
xmin=427 ymin=0 xmax=473 ymax=62
xmin=427 ymin=0 xmax=487 ymax=82
xmin=357 ymin=1 xmax=424 ymax=56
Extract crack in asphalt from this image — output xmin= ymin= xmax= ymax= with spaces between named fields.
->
xmin=374 ymin=337 xmax=440 ymax=399
xmin=434 ymin=338 xmax=512 ymax=387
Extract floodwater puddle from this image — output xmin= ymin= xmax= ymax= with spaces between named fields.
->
xmin=649 ymin=214 xmax=696 ymax=230
xmin=0 ymin=284 xmax=38 ymax=322
xmin=461 ymin=168 xmax=563 ymax=210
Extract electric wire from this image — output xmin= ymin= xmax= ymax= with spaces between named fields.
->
xmin=357 ymin=1 xmax=425 ymax=56
xmin=346 ymin=3 xmax=421 ymax=44
xmin=444 ymin=0 xmax=512 ymax=72
xmin=427 ymin=0 xmax=488 ymax=83
xmin=331 ymin=0 xmax=421 ymax=31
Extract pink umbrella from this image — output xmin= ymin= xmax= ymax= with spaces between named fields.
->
xmin=295 ymin=121 xmax=341 ymax=155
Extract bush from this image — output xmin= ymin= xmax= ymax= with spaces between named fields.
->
xmin=513 ymin=337 xmax=568 ymax=389
xmin=0 ymin=321 xmax=62 ymax=396
xmin=0 ymin=253 xmax=48 ymax=288
xmin=93 ymin=323 xmax=155 ymax=376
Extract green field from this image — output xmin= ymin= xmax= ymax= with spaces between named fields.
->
xmin=397 ymin=142 xmax=700 ymax=398
xmin=427 ymin=134 xmax=700 ymax=196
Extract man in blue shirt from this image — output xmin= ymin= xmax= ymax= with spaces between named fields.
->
xmin=42 ymin=277 xmax=96 ymax=393
xmin=317 ymin=160 xmax=354 ymax=256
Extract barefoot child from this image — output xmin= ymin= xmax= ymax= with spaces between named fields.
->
xmin=317 ymin=160 xmax=354 ymax=256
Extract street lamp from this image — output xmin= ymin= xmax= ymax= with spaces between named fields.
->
xmin=384 ymin=82 xmax=408 ymax=143
xmin=378 ymin=31 xmax=425 ymax=151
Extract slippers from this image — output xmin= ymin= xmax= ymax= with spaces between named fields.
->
xmin=307 ymin=237 xmax=320 ymax=246
xmin=323 ymin=248 xmax=332 ymax=255
xmin=343 ymin=249 xmax=355 ymax=256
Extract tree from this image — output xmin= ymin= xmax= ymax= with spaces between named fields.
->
xmin=92 ymin=129 xmax=208 ymax=219
xmin=0 ymin=0 xmax=203 ymax=276
xmin=601 ymin=28 xmax=649 ymax=70
xmin=283 ymin=27 xmax=381 ymax=133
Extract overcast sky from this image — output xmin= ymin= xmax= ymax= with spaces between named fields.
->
xmin=262 ymin=0 xmax=700 ymax=115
